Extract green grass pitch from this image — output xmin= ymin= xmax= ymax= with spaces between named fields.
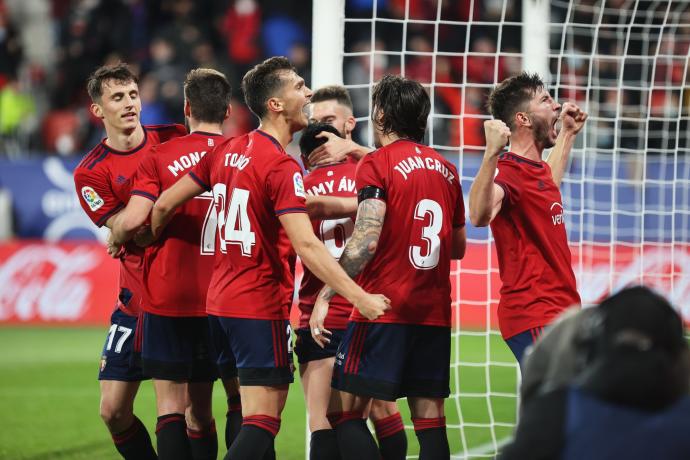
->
xmin=0 ymin=327 xmax=518 ymax=459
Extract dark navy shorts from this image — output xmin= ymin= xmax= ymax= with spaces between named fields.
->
xmin=141 ymin=312 xmax=219 ymax=382
xmin=294 ymin=327 xmax=345 ymax=364
xmin=208 ymin=315 xmax=293 ymax=386
xmin=331 ymin=322 xmax=450 ymax=401
xmin=505 ymin=326 xmax=545 ymax=369
xmin=98 ymin=309 xmax=147 ymax=382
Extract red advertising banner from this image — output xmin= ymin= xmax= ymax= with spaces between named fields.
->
xmin=0 ymin=241 xmax=118 ymax=324
xmin=1 ymin=241 xmax=688 ymax=326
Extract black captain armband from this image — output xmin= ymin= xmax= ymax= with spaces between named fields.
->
xmin=358 ymin=186 xmax=386 ymax=203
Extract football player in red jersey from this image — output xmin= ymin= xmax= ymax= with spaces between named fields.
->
xmin=468 ymin=72 xmax=588 ymax=369
xmin=299 ymin=121 xmax=406 ymax=459
xmin=73 ymin=63 xmax=186 ymax=460
xmin=148 ymin=57 xmax=391 ymax=460
xmin=107 ymin=68 xmax=234 ymax=460
xmin=311 ymin=75 xmax=467 ymax=460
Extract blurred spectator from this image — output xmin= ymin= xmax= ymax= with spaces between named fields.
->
xmin=500 ymin=286 xmax=690 ymax=460
xmin=0 ymin=78 xmax=36 ymax=155
xmin=219 ymin=0 xmax=261 ymax=79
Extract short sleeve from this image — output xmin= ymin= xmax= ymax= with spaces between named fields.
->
xmin=73 ymin=168 xmax=123 ymax=227
xmin=266 ymin=155 xmax=307 ymax=215
xmin=355 ymin=151 xmax=386 ymax=193
xmin=453 ymin=179 xmax=466 ymax=228
xmin=494 ymin=160 xmax=523 ymax=208
xmin=130 ymin=149 xmax=161 ymax=202
xmin=189 ymin=150 xmax=213 ymax=191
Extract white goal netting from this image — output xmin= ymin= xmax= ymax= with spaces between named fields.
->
xmin=315 ymin=0 xmax=689 ymax=458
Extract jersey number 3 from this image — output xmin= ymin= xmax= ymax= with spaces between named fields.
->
xmin=409 ymin=199 xmax=443 ymax=269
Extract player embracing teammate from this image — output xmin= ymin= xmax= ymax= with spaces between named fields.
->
xmin=73 ymin=58 xmax=587 ymax=459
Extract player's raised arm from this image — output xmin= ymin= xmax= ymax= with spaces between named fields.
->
xmin=151 ymin=174 xmax=205 ymax=238
xmin=278 ymin=211 xmax=390 ymax=320
xmin=469 ymin=120 xmax=510 ymax=227
xmin=545 ymin=102 xmax=588 ymax=187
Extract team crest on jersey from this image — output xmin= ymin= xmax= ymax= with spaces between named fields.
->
xmin=293 ymin=172 xmax=306 ymax=197
xmin=81 ymin=186 xmax=104 ymax=211
xmin=99 ymin=355 xmax=107 ymax=372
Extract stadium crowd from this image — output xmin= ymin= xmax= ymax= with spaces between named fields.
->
xmin=2 ymin=0 xmax=687 ymax=159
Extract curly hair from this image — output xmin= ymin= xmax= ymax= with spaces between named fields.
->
xmin=371 ymin=75 xmax=430 ymax=142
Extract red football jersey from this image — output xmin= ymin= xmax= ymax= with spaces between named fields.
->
xmin=352 ymin=139 xmax=465 ymax=326
xmin=130 ymin=131 xmax=225 ymax=317
xmin=492 ymin=152 xmax=581 ymax=339
xmin=189 ymin=129 xmax=307 ymax=320
xmin=73 ymin=124 xmax=187 ymax=315
xmin=298 ymin=161 xmax=357 ymax=330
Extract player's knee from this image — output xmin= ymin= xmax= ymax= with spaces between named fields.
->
xmin=369 ymin=400 xmax=400 ymax=420
xmin=186 ymin=404 xmax=213 ymax=430
xmin=99 ymin=401 xmax=132 ymax=431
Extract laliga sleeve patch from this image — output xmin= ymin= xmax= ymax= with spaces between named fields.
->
xmin=293 ymin=172 xmax=306 ymax=198
xmin=81 ymin=186 xmax=105 ymax=211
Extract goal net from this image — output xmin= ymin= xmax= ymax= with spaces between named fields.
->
xmin=312 ymin=0 xmax=690 ymax=458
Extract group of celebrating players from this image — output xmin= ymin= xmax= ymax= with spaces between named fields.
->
xmin=73 ymin=55 xmax=587 ymax=460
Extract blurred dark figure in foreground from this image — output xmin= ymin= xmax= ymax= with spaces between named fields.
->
xmin=500 ymin=286 xmax=690 ymax=460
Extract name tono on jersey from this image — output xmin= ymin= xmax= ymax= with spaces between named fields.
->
xmin=189 ymin=129 xmax=307 ymax=320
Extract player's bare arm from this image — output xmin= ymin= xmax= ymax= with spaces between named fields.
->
xmin=109 ymin=196 xmax=154 ymax=247
xmin=279 ymin=212 xmax=390 ymax=326
xmin=305 ymin=195 xmax=358 ymax=219
xmin=310 ymin=197 xmax=386 ymax=346
xmin=451 ymin=226 xmax=467 ymax=259
xmin=546 ymin=102 xmax=588 ymax=187
xmin=320 ymin=197 xmax=386 ymax=300
xmin=469 ymin=120 xmax=510 ymax=227
xmin=309 ymin=131 xmax=371 ymax=165
xmin=151 ymin=174 xmax=204 ymax=238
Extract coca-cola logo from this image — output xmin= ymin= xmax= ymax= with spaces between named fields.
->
xmin=0 ymin=245 xmax=101 ymax=321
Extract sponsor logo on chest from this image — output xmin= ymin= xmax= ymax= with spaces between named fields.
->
xmin=550 ymin=202 xmax=565 ymax=226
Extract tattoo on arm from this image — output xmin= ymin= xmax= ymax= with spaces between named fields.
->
xmin=321 ymin=198 xmax=386 ymax=301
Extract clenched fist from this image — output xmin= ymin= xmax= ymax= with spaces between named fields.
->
xmin=484 ymin=119 xmax=511 ymax=156
xmin=560 ymin=101 xmax=588 ymax=135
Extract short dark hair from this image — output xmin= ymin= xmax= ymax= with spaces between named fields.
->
xmin=241 ymin=56 xmax=296 ymax=119
xmin=371 ymin=75 xmax=430 ymax=142
xmin=299 ymin=122 xmax=343 ymax=167
xmin=87 ymin=63 xmax=138 ymax=102
xmin=487 ymin=72 xmax=544 ymax=130
xmin=184 ymin=68 xmax=232 ymax=124
xmin=311 ymin=85 xmax=353 ymax=111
